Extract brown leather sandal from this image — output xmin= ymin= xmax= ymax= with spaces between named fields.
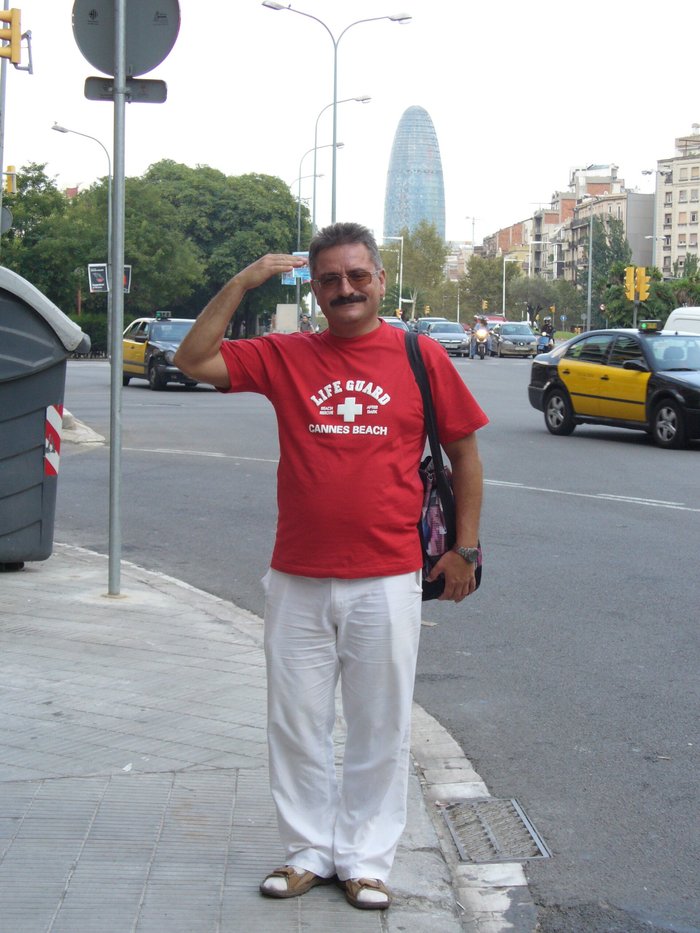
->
xmin=259 ymin=865 xmax=335 ymax=899
xmin=342 ymin=877 xmax=392 ymax=910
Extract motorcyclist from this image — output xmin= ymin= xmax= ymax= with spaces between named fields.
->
xmin=541 ymin=317 xmax=554 ymax=338
xmin=470 ymin=316 xmax=492 ymax=358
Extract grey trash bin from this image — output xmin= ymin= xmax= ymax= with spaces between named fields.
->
xmin=0 ymin=267 xmax=90 ymax=568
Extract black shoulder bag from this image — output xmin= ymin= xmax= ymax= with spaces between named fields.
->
xmin=405 ymin=331 xmax=482 ymax=601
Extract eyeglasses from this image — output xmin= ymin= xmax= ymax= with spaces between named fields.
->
xmin=312 ymin=269 xmax=381 ymax=290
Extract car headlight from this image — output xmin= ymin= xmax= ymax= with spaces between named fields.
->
xmin=165 ymin=349 xmax=176 ymax=364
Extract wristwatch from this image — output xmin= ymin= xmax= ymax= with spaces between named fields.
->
xmin=453 ymin=546 xmax=480 ymax=564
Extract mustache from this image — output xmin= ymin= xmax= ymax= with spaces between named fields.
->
xmin=330 ymin=294 xmax=367 ymax=307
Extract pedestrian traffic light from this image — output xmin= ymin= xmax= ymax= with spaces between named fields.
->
xmin=624 ymin=265 xmax=636 ymax=301
xmin=635 ymin=266 xmax=651 ymax=302
xmin=4 ymin=166 xmax=16 ymax=194
xmin=0 ymin=9 xmax=21 ymax=65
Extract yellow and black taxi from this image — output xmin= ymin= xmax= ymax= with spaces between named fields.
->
xmin=528 ymin=322 xmax=700 ymax=449
xmin=122 ymin=313 xmax=197 ymax=389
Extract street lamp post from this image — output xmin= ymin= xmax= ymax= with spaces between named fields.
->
xmin=502 ymin=256 xmax=520 ymax=315
xmin=312 ymin=95 xmax=369 ymax=234
xmin=262 ymin=2 xmax=410 ymax=221
xmin=296 ymin=142 xmax=341 ymax=322
xmin=465 ymin=215 xmax=479 ymax=253
xmin=52 ymin=123 xmax=113 ymax=348
xmin=382 ymin=234 xmax=404 ymax=312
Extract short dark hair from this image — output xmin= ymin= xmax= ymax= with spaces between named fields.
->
xmin=308 ymin=222 xmax=383 ymax=276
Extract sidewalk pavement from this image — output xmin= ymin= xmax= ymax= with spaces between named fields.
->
xmin=1 ymin=544 xmax=536 ymax=933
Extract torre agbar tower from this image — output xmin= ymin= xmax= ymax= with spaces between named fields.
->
xmin=383 ymin=105 xmax=446 ymax=240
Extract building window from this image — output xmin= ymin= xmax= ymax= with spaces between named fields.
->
xmin=679 ymin=212 xmax=687 ymax=224
xmin=678 ymin=235 xmax=687 ymax=246
xmin=663 ymin=256 xmax=671 ymax=270
xmin=690 ymin=234 xmax=698 ymax=248
xmin=691 ymin=189 xmax=699 ymax=202
xmin=692 ymin=166 xmax=700 ymax=180
xmin=691 ymin=212 xmax=699 ymax=224
xmin=680 ymin=168 xmax=689 ymax=181
xmin=665 ymin=213 xmax=673 ymax=225
xmin=665 ymin=194 xmax=673 ymax=205
xmin=679 ymin=190 xmax=688 ymax=203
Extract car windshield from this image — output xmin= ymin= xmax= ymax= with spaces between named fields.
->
xmin=151 ymin=321 xmax=194 ymax=342
xmin=501 ymin=324 xmax=533 ymax=335
xmin=430 ymin=322 xmax=462 ymax=333
xmin=648 ymin=335 xmax=700 ymax=371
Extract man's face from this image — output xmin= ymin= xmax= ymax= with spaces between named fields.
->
xmin=311 ymin=243 xmax=385 ymax=337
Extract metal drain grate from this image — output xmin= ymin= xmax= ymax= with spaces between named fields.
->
xmin=442 ymin=797 xmax=551 ymax=863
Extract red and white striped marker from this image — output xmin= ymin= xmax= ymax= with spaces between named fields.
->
xmin=44 ymin=404 xmax=63 ymax=476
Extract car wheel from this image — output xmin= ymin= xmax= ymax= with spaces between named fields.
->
xmin=544 ymin=389 xmax=576 ymax=436
xmin=148 ymin=362 xmax=167 ymax=390
xmin=122 ymin=373 xmax=131 ymax=386
xmin=651 ymin=399 xmax=687 ymax=449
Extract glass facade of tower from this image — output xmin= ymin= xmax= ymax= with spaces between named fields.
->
xmin=383 ymin=105 xmax=446 ymax=240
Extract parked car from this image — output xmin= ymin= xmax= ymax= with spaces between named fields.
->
xmin=379 ymin=316 xmax=410 ymax=331
xmin=413 ymin=316 xmax=449 ymax=334
xmin=123 ymin=314 xmax=197 ymax=389
xmin=528 ymin=324 xmax=700 ymax=448
xmin=426 ymin=320 xmax=471 ymax=356
xmin=492 ymin=322 xmax=538 ymax=358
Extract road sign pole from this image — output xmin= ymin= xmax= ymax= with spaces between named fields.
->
xmin=107 ymin=0 xmax=127 ymax=596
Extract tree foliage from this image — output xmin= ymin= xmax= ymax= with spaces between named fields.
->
xmin=2 ymin=160 xmax=304 ymax=345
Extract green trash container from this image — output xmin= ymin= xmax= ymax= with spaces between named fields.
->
xmin=0 ymin=267 xmax=90 ymax=568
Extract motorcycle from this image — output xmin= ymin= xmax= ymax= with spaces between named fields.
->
xmin=473 ymin=325 xmax=490 ymax=359
xmin=537 ymin=332 xmax=554 ymax=354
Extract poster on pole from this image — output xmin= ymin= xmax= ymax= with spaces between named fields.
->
xmin=87 ymin=262 xmax=132 ymax=293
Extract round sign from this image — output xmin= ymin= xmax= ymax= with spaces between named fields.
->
xmin=72 ymin=0 xmax=180 ymax=77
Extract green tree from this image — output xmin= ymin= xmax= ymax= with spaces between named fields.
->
xmin=396 ymin=222 xmax=448 ymax=318
xmin=143 ymin=162 xmax=303 ymax=333
xmin=462 ymin=255 xmax=519 ymax=320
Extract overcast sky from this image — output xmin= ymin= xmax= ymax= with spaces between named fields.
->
xmin=3 ymin=0 xmax=698 ymax=248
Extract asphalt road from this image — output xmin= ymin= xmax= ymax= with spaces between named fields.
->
xmin=57 ymin=357 xmax=700 ymax=933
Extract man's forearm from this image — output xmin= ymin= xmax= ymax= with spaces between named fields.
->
xmin=445 ymin=434 xmax=483 ymax=548
xmin=174 ymin=275 xmax=247 ymax=376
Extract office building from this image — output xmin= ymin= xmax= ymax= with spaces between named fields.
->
xmin=383 ymin=105 xmax=446 ymax=240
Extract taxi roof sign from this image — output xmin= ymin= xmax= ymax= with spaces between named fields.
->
xmin=639 ymin=320 xmax=661 ymax=332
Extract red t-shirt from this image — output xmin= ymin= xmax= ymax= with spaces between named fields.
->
xmin=219 ymin=321 xmax=488 ymax=578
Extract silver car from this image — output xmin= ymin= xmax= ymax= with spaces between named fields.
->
xmin=493 ymin=322 xmax=538 ymax=358
xmin=426 ymin=321 xmax=470 ymax=357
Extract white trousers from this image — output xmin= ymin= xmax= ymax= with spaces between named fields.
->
xmin=262 ymin=569 xmax=423 ymax=882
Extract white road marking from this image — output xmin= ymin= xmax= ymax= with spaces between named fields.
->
xmin=124 ymin=448 xmax=699 ymax=513
xmin=486 ymin=479 xmax=698 ymax=512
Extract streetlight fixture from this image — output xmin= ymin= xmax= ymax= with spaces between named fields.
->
xmin=297 ymin=142 xmax=345 ymax=249
xmin=312 ymin=95 xmax=370 ymax=234
xmin=262 ymin=2 xmax=411 ymax=221
xmin=52 ymin=123 xmax=113 ymax=348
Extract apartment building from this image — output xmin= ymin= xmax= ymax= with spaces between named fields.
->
xmin=651 ymin=128 xmax=700 ymax=277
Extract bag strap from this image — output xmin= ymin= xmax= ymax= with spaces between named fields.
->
xmin=405 ymin=331 xmax=456 ymax=541
xmin=405 ymin=331 xmax=442 ymax=467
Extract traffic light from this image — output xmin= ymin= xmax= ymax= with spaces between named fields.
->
xmin=4 ymin=165 xmax=16 ymax=194
xmin=635 ymin=266 xmax=651 ymax=302
xmin=481 ymin=299 xmax=488 ymax=311
xmin=0 ymin=9 xmax=21 ymax=65
xmin=624 ymin=265 xmax=636 ymax=301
